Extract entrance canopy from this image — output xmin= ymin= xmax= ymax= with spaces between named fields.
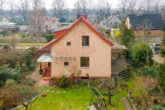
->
xmin=37 ymin=53 xmax=52 ymax=62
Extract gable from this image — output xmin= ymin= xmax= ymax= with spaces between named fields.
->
xmin=41 ymin=17 xmax=114 ymax=51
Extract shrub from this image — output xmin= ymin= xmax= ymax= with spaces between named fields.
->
xmin=0 ymin=66 xmax=22 ymax=87
xmin=41 ymin=91 xmax=47 ymax=97
xmin=143 ymin=66 xmax=157 ymax=77
xmin=3 ymin=44 xmax=10 ymax=51
xmin=45 ymin=34 xmax=54 ymax=42
xmin=5 ymin=79 xmax=17 ymax=86
xmin=24 ymin=78 xmax=36 ymax=86
xmin=58 ymin=76 xmax=69 ymax=88
xmin=26 ymin=57 xmax=35 ymax=70
xmin=8 ymin=56 xmax=17 ymax=68
xmin=130 ymin=42 xmax=153 ymax=66
xmin=151 ymin=106 xmax=165 ymax=110
xmin=156 ymin=64 xmax=165 ymax=93
xmin=160 ymin=48 xmax=165 ymax=57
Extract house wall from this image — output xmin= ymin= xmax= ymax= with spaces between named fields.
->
xmin=125 ymin=17 xmax=131 ymax=29
xmin=51 ymin=21 xmax=112 ymax=78
xmin=107 ymin=16 xmax=121 ymax=28
xmin=133 ymin=30 xmax=164 ymax=38
xmin=44 ymin=20 xmax=59 ymax=31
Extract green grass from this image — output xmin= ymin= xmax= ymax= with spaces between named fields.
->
xmin=0 ymin=43 xmax=46 ymax=47
xmin=20 ymin=85 xmax=92 ymax=110
xmin=19 ymin=78 xmax=143 ymax=110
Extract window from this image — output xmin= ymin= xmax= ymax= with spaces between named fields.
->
xmin=82 ymin=36 xmax=89 ymax=46
xmin=64 ymin=62 xmax=69 ymax=66
xmin=81 ymin=57 xmax=89 ymax=67
xmin=67 ymin=42 xmax=71 ymax=46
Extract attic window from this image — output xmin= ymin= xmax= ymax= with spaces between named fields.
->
xmin=67 ymin=42 xmax=71 ymax=46
xmin=82 ymin=36 xmax=89 ymax=46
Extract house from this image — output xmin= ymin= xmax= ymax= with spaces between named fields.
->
xmin=37 ymin=16 xmax=114 ymax=83
xmin=42 ymin=16 xmax=60 ymax=33
xmin=0 ymin=17 xmax=9 ymax=25
xmin=125 ymin=14 xmax=164 ymax=44
xmin=101 ymin=14 xmax=121 ymax=28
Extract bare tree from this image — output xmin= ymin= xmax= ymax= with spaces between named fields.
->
xmin=29 ymin=0 xmax=45 ymax=47
xmin=97 ymin=0 xmax=111 ymax=21
xmin=127 ymin=0 xmax=138 ymax=14
xmin=19 ymin=0 xmax=29 ymax=24
xmin=52 ymin=0 xmax=65 ymax=19
xmin=153 ymin=0 xmax=163 ymax=14
xmin=138 ymin=19 xmax=152 ymax=66
xmin=140 ymin=0 xmax=153 ymax=14
xmin=74 ymin=0 xmax=89 ymax=14
xmin=0 ymin=0 xmax=5 ymax=16
xmin=119 ymin=0 xmax=128 ymax=18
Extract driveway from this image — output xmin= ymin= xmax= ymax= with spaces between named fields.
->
xmin=152 ymin=54 xmax=164 ymax=64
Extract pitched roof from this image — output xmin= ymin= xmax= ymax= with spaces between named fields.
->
xmin=41 ymin=17 xmax=114 ymax=51
xmin=127 ymin=14 xmax=164 ymax=30
xmin=106 ymin=14 xmax=120 ymax=23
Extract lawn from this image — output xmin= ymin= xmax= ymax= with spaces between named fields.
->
xmin=0 ymin=43 xmax=46 ymax=47
xmin=19 ymin=78 xmax=143 ymax=110
xmin=20 ymin=85 xmax=93 ymax=110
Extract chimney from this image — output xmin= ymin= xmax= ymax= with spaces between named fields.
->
xmin=77 ymin=14 xmax=87 ymax=20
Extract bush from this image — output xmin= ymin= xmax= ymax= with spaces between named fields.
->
xmin=143 ymin=66 xmax=157 ymax=77
xmin=45 ymin=34 xmax=54 ymax=42
xmin=156 ymin=64 xmax=165 ymax=93
xmin=130 ymin=42 xmax=153 ymax=66
xmin=0 ymin=66 xmax=22 ymax=87
xmin=26 ymin=58 xmax=35 ymax=70
xmin=58 ymin=76 xmax=69 ymax=88
xmin=24 ymin=78 xmax=36 ymax=86
xmin=160 ymin=48 xmax=165 ymax=57
xmin=5 ymin=79 xmax=17 ymax=86
xmin=8 ymin=56 xmax=17 ymax=68
xmin=3 ymin=44 xmax=10 ymax=51
xmin=150 ymin=106 xmax=165 ymax=110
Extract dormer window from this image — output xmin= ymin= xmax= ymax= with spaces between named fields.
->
xmin=82 ymin=36 xmax=89 ymax=46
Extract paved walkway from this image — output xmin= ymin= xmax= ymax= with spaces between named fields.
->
xmin=27 ymin=65 xmax=42 ymax=85
xmin=152 ymin=54 xmax=164 ymax=64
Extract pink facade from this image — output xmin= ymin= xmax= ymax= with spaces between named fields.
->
xmin=40 ymin=17 xmax=113 ymax=80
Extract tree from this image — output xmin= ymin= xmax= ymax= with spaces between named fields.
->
xmin=156 ymin=64 xmax=165 ymax=93
xmin=20 ymin=87 xmax=39 ymax=110
xmin=96 ymin=0 xmax=111 ymax=21
xmin=119 ymin=0 xmax=128 ymax=18
xmin=74 ymin=0 xmax=90 ymax=14
xmin=52 ymin=0 xmax=65 ymax=19
xmin=140 ymin=0 xmax=153 ymax=14
xmin=0 ymin=0 xmax=6 ymax=16
xmin=138 ymin=19 xmax=152 ymax=65
xmin=119 ymin=22 xmax=135 ymax=47
xmin=153 ymin=0 xmax=163 ymax=14
xmin=130 ymin=42 xmax=153 ymax=66
xmin=160 ymin=19 xmax=165 ymax=56
xmin=9 ymin=1 xmax=15 ymax=22
xmin=7 ymin=30 xmax=18 ymax=50
xmin=29 ymin=0 xmax=45 ymax=47
xmin=19 ymin=0 xmax=29 ymax=24
xmin=127 ymin=0 xmax=138 ymax=14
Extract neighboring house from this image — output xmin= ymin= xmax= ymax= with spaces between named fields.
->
xmin=125 ymin=14 xmax=164 ymax=44
xmin=38 ymin=16 xmax=114 ymax=82
xmin=42 ymin=16 xmax=60 ymax=33
xmin=0 ymin=17 xmax=9 ymax=25
xmin=102 ymin=14 xmax=121 ymax=28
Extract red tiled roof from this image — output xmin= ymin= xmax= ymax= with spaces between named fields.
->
xmin=40 ymin=17 xmax=114 ymax=51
